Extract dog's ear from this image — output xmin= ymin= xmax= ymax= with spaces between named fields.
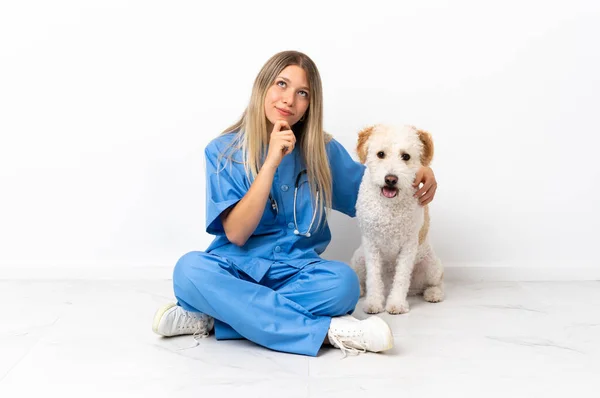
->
xmin=416 ymin=129 xmax=434 ymax=166
xmin=357 ymin=125 xmax=375 ymax=164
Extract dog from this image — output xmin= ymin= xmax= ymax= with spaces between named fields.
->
xmin=350 ymin=124 xmax=444 ymax=314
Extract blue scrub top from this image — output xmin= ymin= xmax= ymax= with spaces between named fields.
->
xmin=204 ymin=132 xmax=365 ymax=282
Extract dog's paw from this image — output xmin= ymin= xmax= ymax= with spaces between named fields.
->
xmin=423 ymin=286 xmax=444 ymax=303
xmin=363 ymin=298 xmax=385 ymax=314
xmin=386 ymin=300 xmax=410 ymax=315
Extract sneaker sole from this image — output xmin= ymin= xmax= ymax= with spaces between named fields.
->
xmin=152 ymin=303 xmax=176 ymax=335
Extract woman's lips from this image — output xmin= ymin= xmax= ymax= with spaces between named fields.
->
xmin=276 ymin=107 xmax=292 ymax=117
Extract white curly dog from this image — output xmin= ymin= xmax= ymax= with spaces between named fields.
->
xmin=350 ymin=124 xmax=444 ymax=315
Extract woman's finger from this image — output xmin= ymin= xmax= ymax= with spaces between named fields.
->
xmin=420 ymin=185 xmax=437 ymax=205
xmin=419 ymin=192 xmax=432 ymax=205
xmin=272 ymin=120 xmax=286 ymax=133
xmin=415 ymin=180 xmax=433 ymax=198
xmin=281 ymin=138 xmax=295 ymax=155
xmin=413 ymin=169 xmax=424 ymax=188
xmin=281 ymin=131 xmax=296 ymax=144
xmin=279 ymin=120 xmax=291 ymax=131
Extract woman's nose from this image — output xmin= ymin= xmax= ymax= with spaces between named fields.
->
xmin=282 ymin=91 xmax=294 ymax=106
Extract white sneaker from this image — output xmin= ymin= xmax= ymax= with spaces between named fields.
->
xmin=328 ymin=315 xmax=394 ymax=356
xmin=152 ymin=303 xmax=214 ymax=338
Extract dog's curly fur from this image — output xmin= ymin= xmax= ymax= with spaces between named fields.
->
xmin=350 ymin=124 xmax=444 ymax=315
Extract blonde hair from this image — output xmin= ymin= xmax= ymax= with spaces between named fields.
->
xmin=220 ymin=50 xmax=332 ymax=229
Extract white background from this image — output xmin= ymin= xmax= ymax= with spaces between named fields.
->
xmin=1 ymin=0 xmax=599 ymax=278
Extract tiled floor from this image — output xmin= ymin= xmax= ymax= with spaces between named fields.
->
xmin=1 ymin=278 xmax=599 ymax=397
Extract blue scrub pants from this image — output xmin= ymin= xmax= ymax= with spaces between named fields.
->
xmin=172 ymin=251 xmax=360 ymax=357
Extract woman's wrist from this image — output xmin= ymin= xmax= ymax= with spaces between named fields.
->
xmin=261 ymin=158 xmax=279 ymax=173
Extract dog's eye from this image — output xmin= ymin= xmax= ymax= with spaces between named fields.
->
xmin=377 ymin=151 xmax=385 ymax=159
xmin=401 ymin=153 xmax=411 ymax=161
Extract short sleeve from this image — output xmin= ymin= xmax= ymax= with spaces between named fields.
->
xmin=204 ymin=140 xmax=249 ymax=235
xmin=326 ymin=138 xmax=366 ymax=217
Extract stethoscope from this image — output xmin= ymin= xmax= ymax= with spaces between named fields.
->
xmin=268 ymin=170 xmax=319 ymax=238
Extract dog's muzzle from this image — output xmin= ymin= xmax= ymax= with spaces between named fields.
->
xmin=381 ymin=175 xmax=399 ymax=198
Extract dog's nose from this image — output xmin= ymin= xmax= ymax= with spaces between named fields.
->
xmin=385 ymin=175 xmax=398 ymax=186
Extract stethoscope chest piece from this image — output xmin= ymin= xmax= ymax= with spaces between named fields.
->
xmin=293 ymin=229 xmax=311 ymax=238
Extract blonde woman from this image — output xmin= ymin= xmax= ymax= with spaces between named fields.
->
xmin=152 ymin=51 xmax=438 ymax=357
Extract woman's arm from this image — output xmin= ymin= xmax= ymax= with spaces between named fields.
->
xmin=326 ymin=139 xmax=366 ymax=217
xmin=220 ymin=162 xmax=277 ymax=246
xmin=221 ymin=121 xmax=295 ymax=246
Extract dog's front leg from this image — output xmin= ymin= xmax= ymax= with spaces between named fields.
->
xmin=386 ymin=242 xmax=418 ymax=314
xmin=362 ymin=240 xmax=386 ymax=314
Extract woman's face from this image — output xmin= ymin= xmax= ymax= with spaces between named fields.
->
xmin=264 ymin=65 xmax=310 ymax=132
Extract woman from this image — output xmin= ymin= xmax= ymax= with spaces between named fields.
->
xmin=152 ymin=51 xmax=438 ymax=357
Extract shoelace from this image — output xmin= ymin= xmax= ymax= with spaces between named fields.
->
xmin=177 ymin=314 xmax=211 ymax=351
xmin=177 ymin=321 xmax=210 ymax=350
xmin=328 ymin=332 xmax=367 ymax=358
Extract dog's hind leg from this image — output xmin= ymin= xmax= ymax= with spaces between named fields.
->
xmin=350 ymin=247 xmax=366 ymax=297
xmin=420 ymin=244 xmax=445 ymax=303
